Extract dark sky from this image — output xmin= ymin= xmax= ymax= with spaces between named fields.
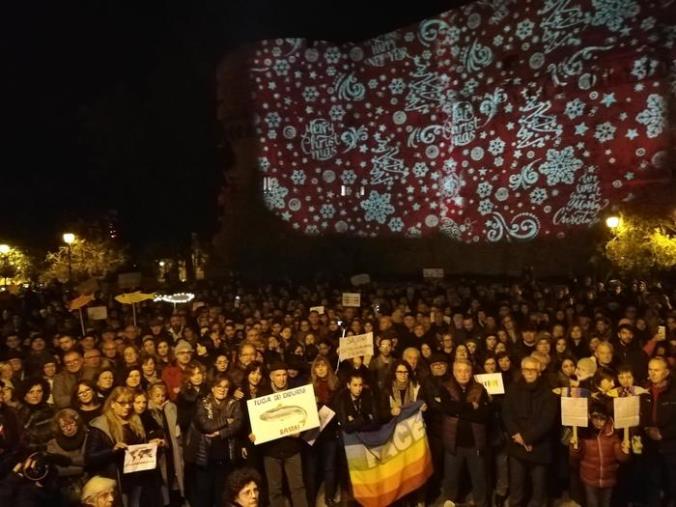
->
xmin=1 ymin=1 xmax=462 ymax=252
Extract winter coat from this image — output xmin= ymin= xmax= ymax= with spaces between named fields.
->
xmin=147 ymin=401 xmax=185 ymax=500
xmin=184 ymin=395 xmax=242 ymax=467
xmin=570 ymin=422 xmax=629 ymax=488
xmin=439 ymin=378 xmax=490 ymax=452
xmin=647 ymin=377 xmax=676 ymax=454
xmin=16 ymin=403 xmax=55 ymax=452
xmin=334 ymin=388 xmax=380 ymax=434
xmin=502 ymin=376 xmax=557 ymax=463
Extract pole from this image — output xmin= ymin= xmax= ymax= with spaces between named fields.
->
xmin=132 ymin=303 xmax=137 ymax=328
xmin=67 ymin=245 xmax=73 ymax=286
xmin=572 ymin=426 xmax=579 ymax=450
xmin=78 ymin=308 xmax=86 ymax=336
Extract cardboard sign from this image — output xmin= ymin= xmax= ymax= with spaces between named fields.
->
xmin=561 ymin=397 xmax=589 ymax=427
xmin=342 ymin=293 xmax=361 ymax=307
xmin=123 ymin=443 xmax=158 ymax=473
xmin=422 ymin=268 xmax=444 ymax=279
xmin=247 ymin=384 xmax=320 ymax=445
xmin=86 ymin=306 xmax=108 ymax=321
xmin=613 ymin=396 xmax=640 ymax=429
xmin=350 ymin=274 xmax=371 ymax=286
xmin=303 ymin=405 xmax=336 ymax=446
xmin=118 ymin=272 xmax=142 ymax=290
xmin=339 ymin=332 xmax=374 ymax=360
xmin=309 ymin=305 xmax=325 ymax=315
xmin=474 ymin=373 xmax=505 ymax=395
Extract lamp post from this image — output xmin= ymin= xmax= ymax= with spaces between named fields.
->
xmin=0 ymin=244 xmax=9 ymax=287
xmin=62 ymin=233 xmax=75 ymax=284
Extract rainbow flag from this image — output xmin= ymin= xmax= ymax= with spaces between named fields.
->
xmin=342 ymin=401 xmax=433 ymax=507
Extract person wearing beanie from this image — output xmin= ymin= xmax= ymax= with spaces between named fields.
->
xmin=161 ymin=340 xmax=194 ymax=401
xmin=81 ymin=475 xmax=117 ymax=507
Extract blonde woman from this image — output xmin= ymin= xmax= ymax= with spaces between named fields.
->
xmin=86 ymin=387 xmax=164 ymax=507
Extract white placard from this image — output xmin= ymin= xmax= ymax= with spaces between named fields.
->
xmin=614 ymin=396 xmax=640 ymax=429
xmin=303 ymin=405 xmax=336 ymax=446
xmin=310 ymin=306 xmax=325 ymax=315
xmin=118 ymin=272 xmax=142 ymax=290
xmin=350 ymin=274 xmax=371 ymax=286
xmin=339 ymin=332 xmax=374 ymax=361
xmin=123 ymin=443 xmax=158 ymax=473
xmin=342 ymin=293 xmax=361 ymax=307
xmin=422 ymin=268 xmax=444 ymax=279
xmin=561 ymin=397 xmax=589 ymax=427
xmin=474 ymin=373 xmax=505 ymax=395
xmin=87 ymin=306 xmax=108 ymax=321
xmin=248 ymin=384 xmax=320 ymax=445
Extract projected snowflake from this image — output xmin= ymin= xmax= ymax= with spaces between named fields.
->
xmin=235 ymin=0 xmax=674 ymax=241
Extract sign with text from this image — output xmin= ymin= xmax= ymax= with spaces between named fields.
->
xmin=350 ymin=273 xmax=371 ymax=286
xmin=339 ymin=332 xmax=374 ymax=361
xmin=613 ymin=396 xmax=640 ymax=429
xmin=303 ymin=405 xmax=336 ymax=446
xmin=86 ymin=306 xmax=108 ymax=321
xmin=123 ymin=443 xmax=157 ymax=474
xmin=342 ymin=292 xmax=361 ymax=307
xmin=248 ymin=384 xmax=320 ymax=445
xmin=422 ymin=268 xmax=444 ymax=279
xmin=561 ymin=397 xmax=589 ymax=427
xmin=310 ymin=305 xmax=325 ymax=315
xmin=473 ymin=373 xmax=505 ymax=395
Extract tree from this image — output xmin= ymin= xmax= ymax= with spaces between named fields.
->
xmin=41 ymin=238 xmax=126 ymax=283
xmin=604 ymin=215 xmax=676 ymax=276
xmin=0 ymin=246 xmax=33 ymax=285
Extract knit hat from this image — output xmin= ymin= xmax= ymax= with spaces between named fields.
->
xmin=174 ymin=340 xmax=194 ymax=354
xmin=429 ymin=352 xmax=449 ymax=365
xmin=269 ymin=360 xmax=288 ymax=373
xmin=81 ymin=476 xmax=116 ymax=504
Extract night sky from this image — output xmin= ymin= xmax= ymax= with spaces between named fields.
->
xmin=1 ymin=1 xmax=464 ymax=252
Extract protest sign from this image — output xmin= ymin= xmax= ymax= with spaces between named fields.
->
xmin=86 ymin=306 xmax=108 ymax=321
xmin=310 ymin=305 xmax=325 ymax=315
xmin=123 ymin=443 xmax=158 ymax=474
xmin=614 ymin=396 xmax=640 ymax=429
xmin=339 ymin=332 xmax=374 ymax=361
xmin=350 ymin=274 xmax=371 ymax=286
xmin=303 ymin=405 xmax=336 ymax=446
xmin=561 ymin=397 xmax=589 ymax=427
xmin=342 ymin=293 xmax=361 ymax=307
xmin=473 ymin=373 xmax=505 ymax=395
xmin=248 ymin=384 xmax=320 ymax=445
xmin=422 ymin=268 xmax=444 ymax=279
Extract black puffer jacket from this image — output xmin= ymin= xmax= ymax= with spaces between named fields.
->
xmin=184 ymin=395 xmax=242 ymax=467
xmin=16 ymin=403 xmax=55 ymax=452
xmin=502 ymin=376 xmax=557 ymax=463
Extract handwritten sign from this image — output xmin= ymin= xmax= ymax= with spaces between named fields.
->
xmin=310 ymin=306 xmax=325 ymax=315
xmin=123 ymin=443 xmax=157 ymax=473
xmin=303 ymin=405 xmax=336 ymax=446
xmin=350 ymin=274 xmax=371 ymax=286
xmin=339 ymin=332 xmax=374 ymax=361
xmin=561 ymin=397 xmax=589 ymax=427
xmin=247 ymin=384 xmax=320 ymax=445
xmin=422 ymin=268 xmax=444 ymax=279
xmin=87 ymin=306 xmax=108 ymax=321
xmin=474 ymin=373 xmax=505 ymax=395
xmin=342 ymin=293 xmax=361 ymax=307
xmin=614 ymin=396 xmax=640 ymax=429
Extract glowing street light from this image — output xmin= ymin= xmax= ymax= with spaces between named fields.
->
xmin=606 ymin=216 xmax=621 ymax=229
xmin=0 ymin=244 xmax=9 ymax=255
xmin=62 ymin=233 xmax=75 ymax=245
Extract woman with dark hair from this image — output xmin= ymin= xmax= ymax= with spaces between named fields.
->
xmin=122 ymin=366 xmax=144 ymax=394
xmin=176 ymin=362 xmax=209 ymax=435
xmin=381 ymin=359 xmax=420 ymax=422
xmin=184 ymin=374 xmax=243 ymax=507
xmin=46 ymin=408 xmax=88 ymax=506
xmin=17 ymin=377 xmax=55 ymax=451
xmin=207 ymin=353 xmax=230 ymax=383
xmin=155 ymin=339 xmax=173 ymax=370
xmin=71 ymin=380 xmax=102 ymax=425
xmin=233 ymin=362 xmax=269 ymax=473
xmin=223 ymin=467 xmax=262 ymax=507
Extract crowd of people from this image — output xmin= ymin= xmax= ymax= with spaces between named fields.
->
xmin=0 ymin=275 xmax=674 ymax=507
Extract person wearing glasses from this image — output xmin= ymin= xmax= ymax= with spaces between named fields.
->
xmin=381 ymin=359 xmax=421 ymax=421
xmin=86 ymin=386 xmax=164 ymax=507
xmin=71 ymin=380 xmax=102 ymax=425
xmin=502 ymin=357 xmax=557 ymax=507
xmin=46 ymin=408 xmax=88 ymax=506
xmin=53 ymin=350 xmax=85 ymax=409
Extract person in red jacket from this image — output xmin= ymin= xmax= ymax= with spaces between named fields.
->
xmin=570 ymin=402 xmax=630 ymax=507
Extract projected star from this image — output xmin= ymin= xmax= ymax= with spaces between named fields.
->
xmin=600 ymin=93 xmax=616 ymax=107
xmin=625 ymin=129 xmax=638 ymax=140
xmin=625 ymin=172 xmax=635 ymax=180
xmin=575 ymin=123 xmax=589 ymax=135
xmin=281 ymin=212 xmax=291 ymax=221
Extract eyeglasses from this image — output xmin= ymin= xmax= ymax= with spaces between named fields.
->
xmin=78 ymin=388 xmax=93 ymax=397
xmin=395 ymin=370 xmax=409 ymax=375
xmin=114 ymin=400 xmax=132 ymax=406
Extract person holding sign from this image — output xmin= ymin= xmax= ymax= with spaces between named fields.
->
xmin=86 ymin=387 xmax=164 ymax=507
xmin=502 ymin=357 xmax=557 ymax=507
xmin=569 ymin=402 xmax=629 ymax=507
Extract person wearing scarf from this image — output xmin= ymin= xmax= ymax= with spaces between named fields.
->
xmin=47 ymin=408 xmax=88 ymax=506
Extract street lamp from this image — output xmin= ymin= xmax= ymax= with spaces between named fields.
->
xmin=605 ymin=216 xmax=621 ymax=229
xmin=63 ymin=233 xmax=75 ymax=284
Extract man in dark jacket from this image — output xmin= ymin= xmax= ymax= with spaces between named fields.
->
xmin=439 ymin=359 xmax=491 ymax=507
xmin=613 ymin=324 xmax=648 ymax=382
xmin=502 ymin=356 xmax=557 ymax=507
xmin=258 ymin=362 xmax=308 ymax=507
xmin=644 ymin=357 xmax=676 ymax=507
xmin=334 ymin=372 xmax=380 ymax=434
